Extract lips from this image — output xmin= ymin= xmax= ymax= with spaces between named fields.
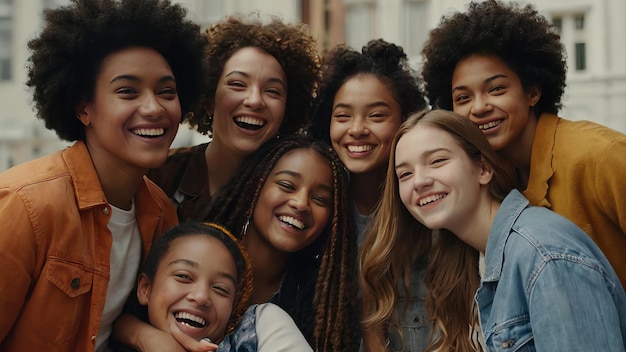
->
xmin=418 ymin=193 xmax=447 ymax=206
xmin=347 ymin=144 xmax=373 ymax=153
xmin=174 ymin=311 xmax=207 ymax=329
xmin=234 ymin=116 xmax=265 ymax=131
xmin=131 ymin=127 xmax=165 ymax=137
xmin=477 ymin=119 xmax=503 ymax=131
xmin=278 ymin=215 xmax=305 ymax=230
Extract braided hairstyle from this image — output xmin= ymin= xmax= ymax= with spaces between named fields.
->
xmin=206 ymin=135 xmax=361 ymax=351
xmin=309 ymin=38 xmax=427 ymax=143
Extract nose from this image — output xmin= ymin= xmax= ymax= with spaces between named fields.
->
xmin=348 ymin=117 xmax=368 ymax=137
xmin=412 ymin=168 xmax=434 ymax=192
xmin=138 ymin=92 xmax=165 ymax=118
xmin=470 ymin=95 xmax=493 ymax=116
xmin=188 ymin=283 xmax=211 ymax=307
xmin=243 ymin=87 xmax=265 ymax=109
xmin=288 ymin=190 xmax=310 ymax=213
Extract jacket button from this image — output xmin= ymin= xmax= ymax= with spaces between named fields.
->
xmin=71 ymin=278 xmax=80 ymax=289
xmin=501 ymin=339 xmax=514 ymax=348
xmin=413 ymin=316 xmax=420 ymax=323
xmin=103 ymin=207 xmax=109 ymax=215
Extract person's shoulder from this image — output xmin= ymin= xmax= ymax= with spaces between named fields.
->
xmin=0 ymin=149 xmax=67 ymax=189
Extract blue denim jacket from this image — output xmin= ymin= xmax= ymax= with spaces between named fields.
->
xmin=388 ymin=259 xmax=431 ymax=352
xmin=477 ymin=190 xmax=626 ymax=351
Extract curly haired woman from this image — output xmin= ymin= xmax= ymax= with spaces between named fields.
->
xmin=148 ymin=14 xmax=321 ymax=222
xmin=422 ymin=0 xmax=626 ymax=287
xmin=0 ymin=0 xmax=207 ymax=350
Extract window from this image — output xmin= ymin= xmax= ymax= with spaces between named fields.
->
xmin=345 ymin=0 xmax=375 ymax=50
xmin=404 ymin=0 xmax=428 ymax=58
xmin=575 ymin=42 xmax=586 ymax=71
xmin=574 ymin=13 xmax=585 ymax=30
xmin=550 ymin=12 xmax=588 ymax=73
xmin=0 ymin=0 xmax=12 ymax=80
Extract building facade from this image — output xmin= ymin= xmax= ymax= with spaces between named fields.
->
xmin=1 ymin=0 xmax=624 ymax=171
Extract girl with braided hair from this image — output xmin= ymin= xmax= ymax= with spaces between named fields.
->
xmin=309 ymin=39 xmax=431 ymax=351
xmin=206 ymin=134 xmax=361 ymax=352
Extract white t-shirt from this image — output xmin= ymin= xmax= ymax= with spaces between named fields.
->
xmin=96 ymin=201 xmax=142 ymax=352
xmin=256 ymin=303 xmax=313 ymax=352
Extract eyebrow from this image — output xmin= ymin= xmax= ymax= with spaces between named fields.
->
xmin=452 ymin=73 xmax=507 ymax=93
xmin=225 ymin=70 xmax=287 ymax=90
xmin=274 ymin=169 xmax=333 ymax=193
xmin=395 ymin=147 xmax=451 ymax=169
xmin=110 ymin=74 xmax=176 ymax=84
xmin=332 ymin=100 xmax=392 ymax=112
xmin=168 ymin=259 xmax=238 ymax=285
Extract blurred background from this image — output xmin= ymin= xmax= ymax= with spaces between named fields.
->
xmin=1 ymin=0 xmax=624 ymax=172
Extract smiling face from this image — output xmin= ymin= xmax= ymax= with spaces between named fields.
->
xmin=451 ymin=54 xmax=540 ymax=154
xmin=329 ymin=74 xmax=403 ymax=176
xmin=211 ymin=46 xmax=287 ymax=158
xmin=250 ymin=148 xmax=333 ymax=253
xmin=79 ymin=46 xmax=181 ymax=174
xmin=137 ymin=234 xmax=237 ymax=342
xmin=395 ymin=124 xmax=492 ymax=235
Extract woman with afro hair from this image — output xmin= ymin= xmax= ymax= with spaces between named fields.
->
xmin=0 ymin=0 xmax=207 ymax=350
xmin=421 ymin=0 xmax=626 ymax=288
xmin=147 ymin=14 xmax=321 ymax=223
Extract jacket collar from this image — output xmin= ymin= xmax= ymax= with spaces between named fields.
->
xmin=63 ymin=141 xmax=108 ymax=210
xmin=523 ymin=113 xmax=560 ymax=208
xmin=483 ymin=189 xmax=529 ymax=282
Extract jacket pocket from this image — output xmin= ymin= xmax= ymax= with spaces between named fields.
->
xmin=487 ymin=314 xmax=534 ymax=351
xmin=27 ymin=258 xmax=94 ymax=344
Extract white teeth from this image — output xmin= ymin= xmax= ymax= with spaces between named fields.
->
xmin=235 ymin=116 xmax=264 ymax=126
xmin=419 ymin=194 xmax=445 ymax=206
xmin=132 ymin=128 xmax=164 ymax=136
xmin=278 ymin=215 xmax=305 ymax=230
xmin=347 ymin=145 xmax=373 ymax=153
xmin=478 ymin=120 xmax=502 ymax=130
xmin=174 ymin=311 xmax=206 ymax=328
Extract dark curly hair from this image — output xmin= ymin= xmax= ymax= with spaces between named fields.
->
xmin=421 ymin=0 xmax=566 ymax=116
xmin=188 ymin=14 xmax=321 ymax=136
xmin=141 ymin=222 xmax=253 ymax=340
xmin=309 ymin=39 xmax=427 ymax=143
xmin=205 ymin=135 xmax=361 ymax=351
xmin=25 ymin=0 xmax=208 ymax=141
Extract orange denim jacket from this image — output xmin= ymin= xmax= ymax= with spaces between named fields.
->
xmin=0 ymin=141 xmax=178 ymax=351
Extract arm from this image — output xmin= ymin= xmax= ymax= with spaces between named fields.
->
xmin=255 ymin=303 xmax=313 ymax=352
xmin=595 ymin=139 xmax=626 ymax=234
xmin=112 ymin=314 xmax=217 ymax=352
xmin=0 ymin=190 xmax=36 ymax=342
xmin=529 ymin=259 xmax=625 ymax=351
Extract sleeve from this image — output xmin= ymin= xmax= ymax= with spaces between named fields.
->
xmin=595 ymin=139 xmax=626 ymax=235
xmin=255 ymin=303 xmax=314 ymax=352
xmin=0 ymin=189 xmax=37 ymax=342
xmin=528 ymin=258 xmax=625 ymax=351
